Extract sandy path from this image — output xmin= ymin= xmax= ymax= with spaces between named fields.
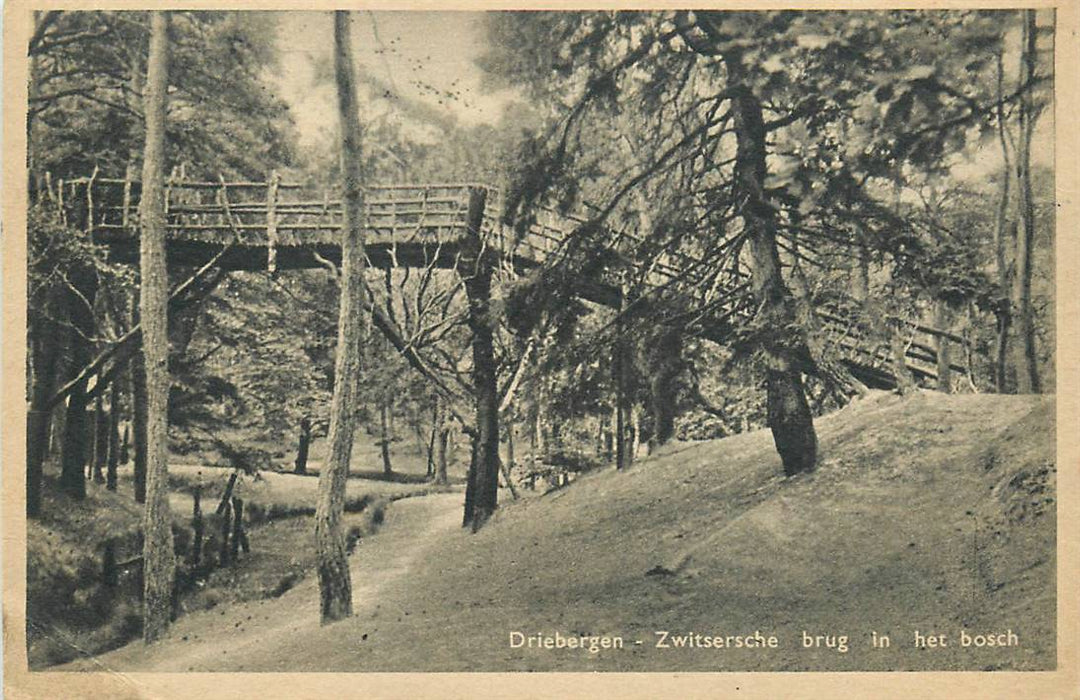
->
xmin=70 ymin=491 xmax=463 ymax=673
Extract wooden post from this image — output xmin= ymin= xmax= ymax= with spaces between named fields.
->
xmin=216 ymin=472 xmax=238 ymax=515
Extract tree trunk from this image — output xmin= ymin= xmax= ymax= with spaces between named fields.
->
xmin=191 ymin=487 xmax=203 ymax=569
xmin=131 ymin=319 xmax=148 ymax=502
xmin=315 ymin=10 xmax=365 ymax=624
xmin=727 ymin=68 xmax=817 ymax=476
xmin=993 ymin=49 xmax=1014 ymax=394
xmin=106 ymin=381 xmax=120 ymax=491
xmin=461 ymin=188 xmax=499 ymax=530
xmin=647 ymin=328 xmax=681 ymax=449
xmin=294 ymin=416 xmax=311 ymax=475
xmin=601 ymin=411 xmax=613 ymax=461
xmin=463 ymin=434 xmax=477 ymax=527
xmin=1013 ymin=10 xmax=1042 ymax=394
xmin=230 ymin=497 xmax=245 ymax=562
xmin=120 ymin=423 xmax=130 ymax=465
xmin=434 ymin=425 xmax=450 ymax=485
xmin=613 ymin=289 xmax=630 ymax=470
xmin=506 ymin=420 xmax=515 ymax=477
xmin=93 ymin=394 xmax=108 ymax=483
xmin=58 ymin=268 xmax=97 ymax=499
xmin=380 ymin=400 xmax=393 ymax=475
xmin=994 ymin=304 xmax=1012 ymax=392
xmin=502 ymin=421 xmax=519 ymax=500
xmin=27 ymin=311 xmax=64 ymax=517
xmin=49 ymin=390 xmax=67 ymax=459
xmin=425 ymin=408 xmax=436 ymax=478
xmin=534 ymin=379 xmax=546 ymax=458
xmin=85 ymin=409 xmax=96 ymax=481
xmin=219 ymin=499 xmax=232 ymax=567
xmin=139 ymin=10 xmax=176 ymax=644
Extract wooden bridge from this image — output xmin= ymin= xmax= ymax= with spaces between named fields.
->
xmin=52 ymin=174 xmax=974 ymax=390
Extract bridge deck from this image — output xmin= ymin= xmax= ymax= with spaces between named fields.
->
xmin=53 ymin=175 xmax=974 ymax=389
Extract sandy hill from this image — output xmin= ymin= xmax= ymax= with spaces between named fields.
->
xmin=78 ymin=390 xmax=1056 ymax=673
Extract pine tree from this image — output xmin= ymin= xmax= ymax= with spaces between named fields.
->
xmin=314 ymin=10 xmax=366 ymax=623
xmin=139 ymin=10 xmax=176 ymax=643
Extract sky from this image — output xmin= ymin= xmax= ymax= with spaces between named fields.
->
xmin=270 ymin=12 xmax=519 ymax=151
xmin=265 ymin=11 xmax=1052 ymax=181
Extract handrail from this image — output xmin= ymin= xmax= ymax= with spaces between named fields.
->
xmin=49 ymin=172 xmax=978 ymax=386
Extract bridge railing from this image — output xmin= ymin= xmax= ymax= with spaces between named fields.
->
xmin=48 ymin=173 xmax=974 ymax=387
xmin=64 ymin=176 xmax=479 ymax=246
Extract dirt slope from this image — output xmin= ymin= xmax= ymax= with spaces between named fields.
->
xmin=71 ymin=390 xmax=1056 ymax=672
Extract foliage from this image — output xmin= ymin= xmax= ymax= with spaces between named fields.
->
xmin=30 ymin=10 xmax=298 ymax=179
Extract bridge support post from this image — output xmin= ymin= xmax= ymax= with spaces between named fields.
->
xmin=460 ymin=187 xmax=500 ymax=531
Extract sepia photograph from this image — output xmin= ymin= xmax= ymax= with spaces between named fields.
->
xmin=4 ymin=3 xmax=1077 ymax=696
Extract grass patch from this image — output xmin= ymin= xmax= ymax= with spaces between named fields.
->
xmin=178 ymin=498 xmax=392 ymax=614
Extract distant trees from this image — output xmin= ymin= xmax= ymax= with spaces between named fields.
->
xmin=1005 ymin=10 xmax=1050 ymax=393
xmin=26 ymin=10 xmax=303 ymax=516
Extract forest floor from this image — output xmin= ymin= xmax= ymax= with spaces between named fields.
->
xmin=27 ymin=430 xmax=458 ymax=669
xmin=63 ymin=390 xmax=1056 ymax=672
